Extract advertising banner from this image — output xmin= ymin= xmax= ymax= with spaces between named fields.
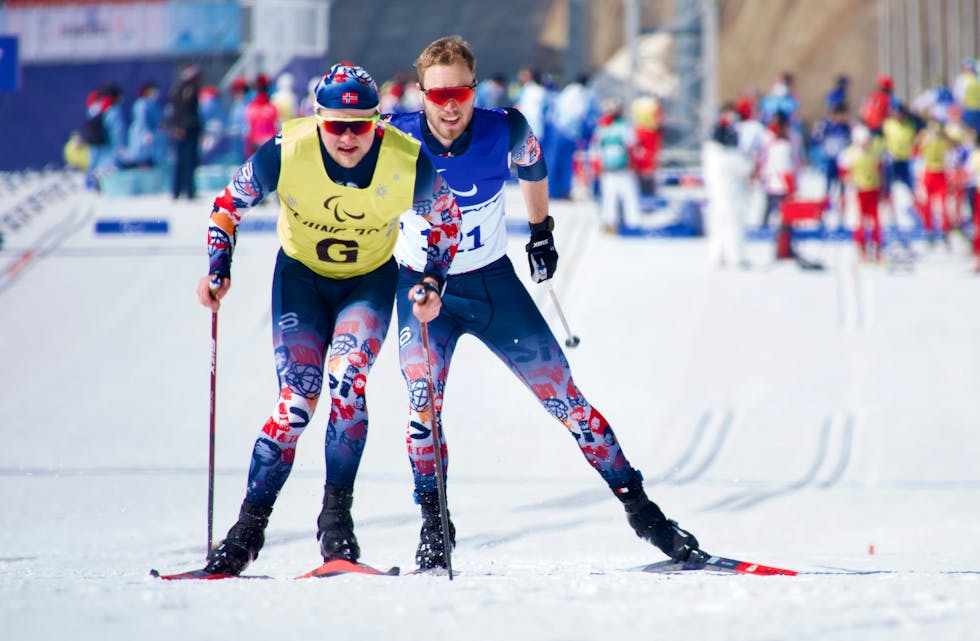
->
xmin=0 ymin=1 xmax=240 ymax=62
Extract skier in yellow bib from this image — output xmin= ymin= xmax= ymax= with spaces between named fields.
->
xmin=194 ymin=62 xmax=461 ymax=577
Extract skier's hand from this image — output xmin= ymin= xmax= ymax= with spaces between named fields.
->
xmin=525 ymin=215 xmax=558 ymax=282
xmin=197 ymin=275 xmax=229 ymax=311
xmin=410 ymin=279 xmax=442 ymax=323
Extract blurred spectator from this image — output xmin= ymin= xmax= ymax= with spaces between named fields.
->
xmin=225 ymin=76 xmax=250 ymax=164
xmin=630 ymin=93 xmax=663 ymax=196
xmin=401 ymin=81 xmax=423 ymax=112
xmin=839 ymin=124 xmax=884 ymax=260
xmin=298 ymin=75 xmax=320 ymax=117
xmin=733 ymin=85 xmax=760 ymax=124
xmin=912 ymin=76 xmax=955 ymax=124
xmin=882 ymin=103 xmax=919 ymax=197
xmin=379 ymin=73 xmax=410 ymax=114
xmin=591 ymin=98 xmax=640 ymax=234
xmin=759 ymin=112 xmax=796 ymax=228
xmin=961 ymin=129 xmax=978 ymax=234
xmin=245 ymin=74 xmax=278 ymax=157
xmin=954 ymin=58 xmax=980 ymax=133
xmin=545 ymin=74 xmax=597 ymax=199
xmin=759 ymin=72 xmax=799 ymax=124
xmin=946 ymin=108 xmax=971 ymax=230
xmin=199 ymin=85 xmax=226 ymax=164
xmin=967 ymin=134 xmax=980 ymax=271
xmin=703 ymin=104 xmax=752 ymax=269
xmin=84 ymin=83 xmax=127 ymax=188
xmin=860 ymin=74 xmax=894 ymax=134
xmin=825 ymin=74 xmax=849 ymax=112
xmin=915 ymin=119 xmax=953 ymax=244
xmin=810 ymin=102 xmax=851 ymax=213
xmin=475 ymin=73 xmax=507 ymax=109
xmin=127 ymin=81 xmax=165 ymax=167
xmin=733 ymin=99 xmax=765 ymax=161
xmin=514 ymin=68 xmax=548 ymax=148
xmin=63 ymin=130 xmax=90 ymax=172
xmin=270 ymin=72 xmax=298 ymax=122
xmin=168 ymin=63 xmax=203 ymax=199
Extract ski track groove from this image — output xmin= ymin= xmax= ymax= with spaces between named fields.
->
xmin=0 ymin=202 xmax=94 ymax=295
xmin=700 ymin=411 xmax=855 ymax=512
xmin=662 ymin=408 xmax=734 ymax=485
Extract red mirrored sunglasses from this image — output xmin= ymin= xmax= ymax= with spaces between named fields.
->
xmin=316 ymin=114 xmax=379 ymax=135
xmin=421 ymin=83 xmax=476 ymax=106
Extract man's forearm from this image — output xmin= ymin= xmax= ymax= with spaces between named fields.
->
xmin=520 ymin=178 xmax=550 ymax=223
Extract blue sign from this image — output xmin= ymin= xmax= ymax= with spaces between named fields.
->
xmin=0 ymin=35 xmax=20 ymax=92
xmin=94 ymin=219 xmax=170 ymax=235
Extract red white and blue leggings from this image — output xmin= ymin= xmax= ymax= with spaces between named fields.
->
xmin=396 ymin=256 xmax=636 ymax=496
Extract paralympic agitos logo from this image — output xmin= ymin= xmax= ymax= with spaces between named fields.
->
xmin=324 ymin=196 xmax=366 ymax=223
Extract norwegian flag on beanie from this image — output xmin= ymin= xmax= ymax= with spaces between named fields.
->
xmin=314 ymin=62 xmax=380 ymax=111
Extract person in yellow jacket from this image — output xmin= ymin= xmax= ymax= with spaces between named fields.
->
xmin=839 ymin=125 xmax=885 ymax=260
xmin=62 ymin=130 xmax=90 ymax=171
xmin=915 ymin=119 xmax=953 ymax=243
xmin=193 ymin=63 xmax=462 ymax=577
xmin=881 ymin=104 xmax=917 ymax=201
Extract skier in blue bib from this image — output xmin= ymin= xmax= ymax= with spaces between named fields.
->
xmin=386 ymin=36 xmax=704 ymax=571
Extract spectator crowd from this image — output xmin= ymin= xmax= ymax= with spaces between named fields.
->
xmin=707 ymin=64 xmax=980 ymax=273
xmin=63 ymin=56 xmax=979 ymax=273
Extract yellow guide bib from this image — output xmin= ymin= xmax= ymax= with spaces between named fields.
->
xmin=920 ymin=135 xmax=948 ymax=173
xmin=276 ymin=117 xmax=420 ymax=278
xmin=882 ymin=118 xmax=915 ymax=160
xmin=963 ymin=75 xmax=980 ymax=110
xmin=845 ymin=146 xmax=881 ymax=191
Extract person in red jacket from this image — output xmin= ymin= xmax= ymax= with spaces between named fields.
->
xmin=860 ymin=75 xmax=893 ymax=135
xmin=245 ymin=74 xmax=279 ymax=157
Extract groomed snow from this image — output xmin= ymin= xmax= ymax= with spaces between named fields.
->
xmin=1 ymin=176 xmax=978 ymax=641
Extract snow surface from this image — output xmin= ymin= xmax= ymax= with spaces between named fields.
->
xmin=1 ymin=173 xmax=979 ymax=641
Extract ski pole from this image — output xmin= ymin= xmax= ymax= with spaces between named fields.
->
xmin=414 ymin=287 xmax=453 ymax=580
xmin=207 ymin=277 xmax=220 ymax=553
xmin=535 ymin=262 xmax=580 ymax=348
xmin=546 ymin=283 xmax=580 ymax=348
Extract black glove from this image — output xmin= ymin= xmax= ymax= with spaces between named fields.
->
xmin=525 ymin=216 xmax=558 ymax=283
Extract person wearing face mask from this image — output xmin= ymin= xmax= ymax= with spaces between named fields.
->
xmin=194 ymin=62 xmax=461 ymax=577
xmin=384 ymin=36 xmax=705 ymax=573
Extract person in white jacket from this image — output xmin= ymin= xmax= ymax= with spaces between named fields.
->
xmin=702 ymin=106 xmax=753 ymax=268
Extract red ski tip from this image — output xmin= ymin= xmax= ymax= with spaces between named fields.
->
xmin=296 ymin=559 xmax=400 ymax=579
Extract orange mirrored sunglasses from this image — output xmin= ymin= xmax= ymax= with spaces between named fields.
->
xmin=315 ymin=112 xmax=379 ymax=135
xmin=421 ymin=83 xmax=477 ymax=106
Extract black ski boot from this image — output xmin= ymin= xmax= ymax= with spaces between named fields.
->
xmin=317 ymin=484 xmax=360 ymax=562
xmin=203 ymin=501 xmax=273 ymax=575
xmin=415 ymin=490 xmax=455 ymax=570
xmin=614 ymin=473 xmax=702 ymax=562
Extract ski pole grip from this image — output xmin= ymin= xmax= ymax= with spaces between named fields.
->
xmin=413 ymin=280 xmax=441 ymax=303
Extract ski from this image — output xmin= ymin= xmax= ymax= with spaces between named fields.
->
xmin=149 ymin=568 xmax=269 ymax=581
xmin=638 ymin=553 xmax=797 ymax=576
xmin=151 ymin=559 xmax=398 ymax=581
xmin=295 ymin=559 xmax=400 ymax=579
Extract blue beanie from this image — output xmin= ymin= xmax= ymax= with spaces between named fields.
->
xmin=314 ymin=62 xmax=380 ymax=111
